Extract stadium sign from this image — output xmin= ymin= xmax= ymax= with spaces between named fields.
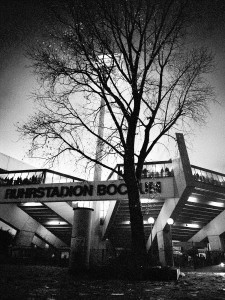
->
xmin=0 ymin=178 xmax=174 ymax=203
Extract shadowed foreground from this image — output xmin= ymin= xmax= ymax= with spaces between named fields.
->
xmin=1 ymin=264 xmax=225 ymax=299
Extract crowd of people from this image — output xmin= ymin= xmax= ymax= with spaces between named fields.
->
xmin=193 ymin=172 xmax=225 ymax=187
xmin=142 ymin=167 xmax=174 ymax=178
xmin=117 ymin=166 xmax=174 ymax=180
xmin=0 ymin=174 xmax=43 ymax=186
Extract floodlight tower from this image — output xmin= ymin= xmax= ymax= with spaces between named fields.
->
xmin=91 ymin=54 xmax=117 ymax=264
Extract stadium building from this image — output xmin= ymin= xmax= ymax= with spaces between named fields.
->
xmin=1 ymin=133 xmax=225 ymax=269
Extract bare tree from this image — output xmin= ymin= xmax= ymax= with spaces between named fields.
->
xmin=19 ymin=0 xmax=214 ymax=266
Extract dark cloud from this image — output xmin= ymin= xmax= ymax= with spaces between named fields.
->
xmin=0 ymin=0 xmax=46 ymax=54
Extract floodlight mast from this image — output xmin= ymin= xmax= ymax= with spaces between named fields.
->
xmin=91 ymin=54 xmax=117 ymax=263
xmin=93 ymin=53 xmax=119 ymax=181
xmin=93 ymin=97 xmax=105 ymax=182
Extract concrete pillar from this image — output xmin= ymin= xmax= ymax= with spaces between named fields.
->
xmin=90 ymin=201 xmax=102 ymax=264
xmin=69 ymin=207 xmax=94 ymax=273
xmin=157 ymin=225 xmax=174 ymax=266
xmin=208 ymin=235 xmax=224 ymax=251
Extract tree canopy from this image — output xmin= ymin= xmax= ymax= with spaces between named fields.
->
xmin=20 ymin=0 xmax=213 ymax=178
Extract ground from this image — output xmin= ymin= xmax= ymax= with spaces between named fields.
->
xmin=1 ymin=264 xmax=225 ymax=299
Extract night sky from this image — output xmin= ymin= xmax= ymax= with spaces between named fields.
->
xmin=1 ymin=0 xmax=225 ymax=177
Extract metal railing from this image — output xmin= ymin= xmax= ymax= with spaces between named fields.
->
xmin=191 ymin=165 xmax=225 ymax=187
xmin=0 ymin=169 xmax=84 ymax=187
xmin=107 ymin=160 xmax=173 ymax=180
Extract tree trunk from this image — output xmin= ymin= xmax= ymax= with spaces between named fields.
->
xmin=124 ymin=162 xmax=147 ymax=268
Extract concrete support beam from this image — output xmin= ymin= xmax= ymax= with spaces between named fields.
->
xmin=147 ymin=134 xmax=193 ymax=252
xmin=15 ymin=230 xmax=36 ymax=247
xmin=189 ymin=209 xmax=225 ymax=246
xmin=208 ymin=235 xmax=224 ymax=251
xmin=32 ymin=235 xmax=48 ymax=249
xmin=0 ymin=204 xmax=66 ymax=248
xmin=146 ymin=197 xmax=179 ymax=251
xmin=13 ymin=214 xmax=39 ymax=246
xmin=102 ymin=200 xmax=118 ymax=239
xmin=35 ymin=224 xmax=66 ymax=248
xmin=157 ymin=226 xmax=174 ymax=267
xmin=146 ymin=133 xmax=195 ymax=267
xmin=15 ymin=230 xmax=35 ymax=247
xmin=175 ymin=133 xmax=194 ymax=187
xmin=44 ymin=202 xmax=74 ymax=224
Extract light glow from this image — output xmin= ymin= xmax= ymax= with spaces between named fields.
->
xmin=46 ymin=220 xmax=67 ymax=225
xmin=208 ymin=201 xmax=224 ymax=208
xmin=167 ymin=218 xmax=174 ymax=225
xmin=141 ymin=199 xmax=156 ymax=204
xmin=188 ymin=197 xmax=198 ymax=203
xmin=188 ymin=197 xmax=224 ymax=208
xmin=184 ymin=223 xmax=200 ymax=228
xmin=148 ymin=217 xmax=155 ymax=224
xmin=119 ymin=221 xmax=130 ymax=225
xmin=22 ymin=202 xmax=43 ymax=206
xmin=72 ymin=201 xmax=93 ymax=209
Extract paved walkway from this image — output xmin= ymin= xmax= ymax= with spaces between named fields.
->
xmin=1 ymin=264 xmax=225 ymax=299
xmin=182 ymin=263 xmax=225 ymax=273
